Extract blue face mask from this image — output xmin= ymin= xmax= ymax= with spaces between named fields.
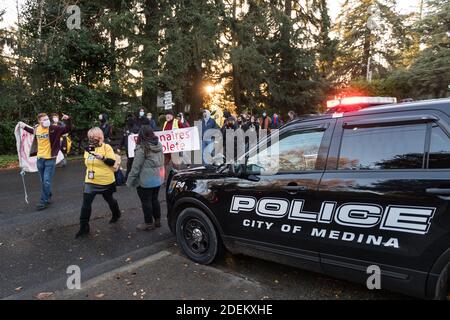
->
xmin=139 ymin=111 xmax=145 ymax=117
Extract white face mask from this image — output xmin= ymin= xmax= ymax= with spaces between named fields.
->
xmin=42 ymin=120 xmax=51 ymax=128
xmin=139 ymin=111 xmax=145 ymax=117
xmin=53 ymin=118 xmax=59 ymax=123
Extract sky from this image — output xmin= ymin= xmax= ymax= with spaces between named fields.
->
xmin=0 ymin=0 xmax=421 ymax=29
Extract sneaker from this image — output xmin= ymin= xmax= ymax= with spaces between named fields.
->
xmin=36 ymin=203 xmax=48 ymax=211
xmin=136 ymin=223 xmax=155 ymax=231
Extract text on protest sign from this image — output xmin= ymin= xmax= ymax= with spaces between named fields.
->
xmin=128 ymin=127 xmax=200 ymax=158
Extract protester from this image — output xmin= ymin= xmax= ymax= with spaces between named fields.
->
xmin=243 ymin=115 xmax=259 ymax=133
xmin=119 ymin=114 xmax=140 ymax=180
xmin=137 ymin=108 xmax=151 ymax=127
xmin=146 ymin=112 xmax=158 ymax=131
xmin=177 ymin=112 xmax=190 ymax=127
xmin=272 ymin=112 xmax=284 ymax=129
xmin=52 ymin=113 xmax=70 ymax=167
xmin=162 ymin=110 xmax=185 ymax=170
xmin=221 ymin=116 xmax=239 ymax=162
xmin=126 ymin=125 xmax=165 ymax=231
xmin=19 ymin=113 xmax=72 ymax=210
xmin=76 ymin=127 xmax=121 ymax=238
xmin=201 ymin=109 xmax=219 ymax=164
xmin=287 ymin=110 xmax=297 ymax=123
xmin=259 ymin=111 xmax=272 ymax=132
xmin=99 ymin=113 xmax=112 ymax=143
xmin=162 ymin=110 xmax=183 ymax=130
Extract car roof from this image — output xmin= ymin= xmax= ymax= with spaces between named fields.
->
xmin=286 ymin=98 xmax=450 ymax=128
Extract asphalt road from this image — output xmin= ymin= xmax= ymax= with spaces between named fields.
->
xmin=0 ymin=161 xmax=406 ymax=300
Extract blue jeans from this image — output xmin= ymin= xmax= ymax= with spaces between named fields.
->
xmin=36 ymin=158 xmax=56 ymax=205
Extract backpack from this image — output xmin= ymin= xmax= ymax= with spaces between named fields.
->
xmin=113 ymin=153 xmax=122 ymax=172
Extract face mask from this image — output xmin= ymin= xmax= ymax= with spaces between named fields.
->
xmin=262 ymin=113 xmax=267 ymax=117
xmin=89 ymin=139 xmax=101 ymax=147
xmin=42 ymin=120 xmax=51 ymax=128
xmin=139 ymin=111 xmax=145 ymax=117
xmin=52 ymin=118 xmax=59 ymax=123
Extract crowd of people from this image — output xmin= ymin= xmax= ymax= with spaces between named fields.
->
xmin=17 ymin=107 xmax=298 ymax=239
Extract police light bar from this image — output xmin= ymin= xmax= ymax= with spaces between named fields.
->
xmin=327 ymin=97 xmax=397 ymax=109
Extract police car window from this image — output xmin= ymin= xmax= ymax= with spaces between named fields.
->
xmin=338 ymin=124 xmax=426 ymax=170
xmin=246 ymin=130 xmax=324 ymax=174
xmin=429 ymin=125 xmax=450 ymax=169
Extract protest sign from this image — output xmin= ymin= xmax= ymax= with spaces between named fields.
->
xmin=128 ymin=127 xmax=200 ymax=158
xmin=14 ymin=123 xmax=64 ymax=172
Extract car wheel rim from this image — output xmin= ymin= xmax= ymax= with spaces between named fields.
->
xmin=183 ymin=218 xmax=209 ymax=255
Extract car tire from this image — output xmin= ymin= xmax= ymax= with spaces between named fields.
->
xmin=434 ymin=264 xmax=449 ymax=300
xmin=176 ymin=207 xmax=223 ymax=265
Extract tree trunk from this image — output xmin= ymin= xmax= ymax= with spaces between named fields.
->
xmin=231 ymin=0 xmax=243 ymax=111
xmin=142 ymin=0 xmax=160 ymax=115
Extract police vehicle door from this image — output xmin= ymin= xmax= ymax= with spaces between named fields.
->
xmin=318 ymin=110 xmax=450 ymax=295
xmin=223 ymin=119 xmax=335 ymax=268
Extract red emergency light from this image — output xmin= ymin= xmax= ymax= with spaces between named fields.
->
xmin=326 ymin=96 xmax=397 ymax=113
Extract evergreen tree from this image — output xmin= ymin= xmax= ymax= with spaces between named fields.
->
xmin=334 ymin=0 xmax=409 ymax=83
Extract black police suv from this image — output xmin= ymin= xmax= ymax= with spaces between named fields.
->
xmin=166 ymin=98 xmax=450 ymax=299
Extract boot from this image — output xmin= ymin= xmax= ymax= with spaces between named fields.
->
xmin=75 ymin=223 xmax=90 ymax=239
xmin=154 ymin=218 xmax=161 ymax=228
xmin=109 ymin=212 xmax=121 ymax=224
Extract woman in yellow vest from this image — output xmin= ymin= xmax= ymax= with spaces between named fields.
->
xmin=76 ymin=127 xmax=121 ymax=238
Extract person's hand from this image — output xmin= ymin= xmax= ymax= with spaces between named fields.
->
xmin=93 ymin=153 xmax=105 ymax=160
xmin=61 ymin=114 xmax=70 ymax=120
xmin=18 ymin=121 xmax=26 ymax=129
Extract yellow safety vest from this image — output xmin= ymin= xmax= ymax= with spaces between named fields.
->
xmin=163 ymin=119 xmax=179 ymax=130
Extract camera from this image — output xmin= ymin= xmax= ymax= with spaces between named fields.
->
xmin=85 ymin=145 xmax=96 ymax=153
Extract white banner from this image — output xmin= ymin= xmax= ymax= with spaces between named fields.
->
xmin=14 ymin=123 xmax=64 ymax=172
xmin=128 ymin=127 xmax=200 ymax=158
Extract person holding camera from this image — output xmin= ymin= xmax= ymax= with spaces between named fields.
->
xmin=76 ymin=127 xmax=121 ymax=238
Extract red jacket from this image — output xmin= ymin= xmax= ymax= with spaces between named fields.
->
xmin=24 ymin=119 xmax=73 ymax=158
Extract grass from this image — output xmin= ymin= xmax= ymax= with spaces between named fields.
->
xmin=0 ymin=154 xmax=84 ymax=169
xmin=0 ymin=154 xmax=18 ymax=169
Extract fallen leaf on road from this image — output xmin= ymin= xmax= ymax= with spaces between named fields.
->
xmin=94 ymin=293 xmax=105 ymax=299
xmin=36 ymin=292 xmax=54 ymax=300
xmin=125 ymin=257 xmax=132 ymax=263
xmin=132 ymin=292 xmax=137 ymax=297
xmin=79 ymin=257 xmax=84 ymax=260
xmin=14 ymin=287 xmax=22 ymax=292
xmin=0 ymin=243 xmax=4 ymax=246
xmin=274 ymin=280 xmax=279 ymax=284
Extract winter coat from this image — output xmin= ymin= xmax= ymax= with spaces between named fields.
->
xmin=126 ymin=141 xmax=165 ymax=188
